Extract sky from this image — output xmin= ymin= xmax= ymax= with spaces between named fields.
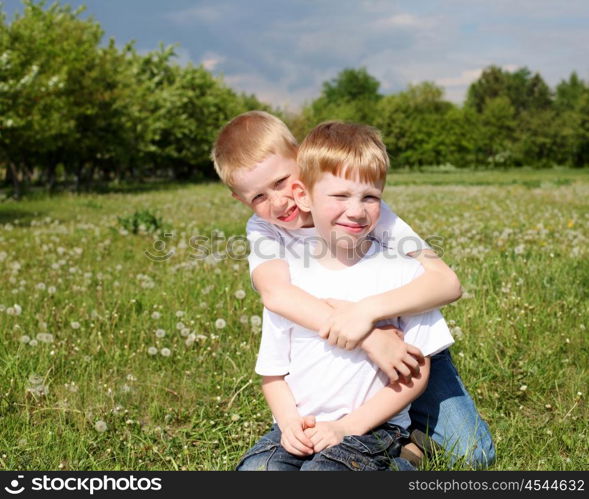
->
xmin=4 ymin=0 xmax=589 ymax=110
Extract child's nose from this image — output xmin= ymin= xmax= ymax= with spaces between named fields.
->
xmin=346 ymin=200 xmax=365 ymax=218
xmin=270 ymin=193 xmax=287 ymax=211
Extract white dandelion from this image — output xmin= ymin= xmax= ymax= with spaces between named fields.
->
xmin=250 ymin=315 xmax=261 ymax=327
xmin=70 ymin=321 xmax=81 ymax=330
xmin=155 ymin=328 xmax=166 ymax=338
xmin=234 ymin=289 xmax=246 ymax=300
xmin=94 ymin=420 xmax=108 ymax=433
xmin=151 ymin=311 xmax=161 ymax=320
xmin=147 ymin=346 xmax=158 ymax=356
xmin=19 ymin=335 xmax=31 ymax=344
xmin=36 ymin=333 xmax=54 ymax=343
xmin=160 ymin=347 xmax=171 ymax=357
xmin=176 ymin=311 xmax=185 ymax=318
xmin=215 ymin=318 xmax=226 ymax=329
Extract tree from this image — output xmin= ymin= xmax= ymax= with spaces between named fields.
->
xmin=555 ymin=72 xmax=588 ymax=111
xmin=302 ymin=67 xmax=382 ymax=128
xmin=466 ymin=65 xmax=552 ymax=115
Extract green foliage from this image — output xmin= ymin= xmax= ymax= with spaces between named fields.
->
xmin=1 ymin=0 xmax=588 ymax=197
xmin=117 ymin=209 xmax=167 ymax=234
xmin=466 ymin=65 xmax=552 ymax=114
xmin=301 ymin=67 xmax=382 ymax=129
xmin=0 ymin=0 xmax=265 ymax=195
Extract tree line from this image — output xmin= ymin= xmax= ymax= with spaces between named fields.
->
xmin=1 ymin=1 xmax=588 ymax=198
xmin=290 ymin=67 xmax=589 ymax=170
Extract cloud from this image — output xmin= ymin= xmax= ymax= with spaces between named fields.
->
xmin=201 ymin=53 xmax=225 ymax=71
xmin=436 ymin=69 xmax=483 ymax=87
xmin=165 ymin=5 xmax=223 ymax=26
xmin=31 ymin=0 xmax=587 ymax=110
xmin=376 ymin=13 xmax=437 ymax=29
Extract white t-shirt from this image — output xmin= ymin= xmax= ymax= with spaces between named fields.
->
xmin=255 ymin=242 xmax=454 ymax=429
xmin=246 ymin=201 xmax=429 ymax=275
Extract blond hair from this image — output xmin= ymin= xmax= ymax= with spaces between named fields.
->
xmin=297 ymin=121 xmax=389 ymax=191
xmin=211 ymin=111 xmax=298 ymax=187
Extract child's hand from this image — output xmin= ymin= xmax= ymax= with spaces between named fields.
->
xmin=319 ymin=299 xmax=374 ymax=350
xmin=361 ymin=325 xmax=424 ymax=382
xmin=280 ymin=415 xmax=316 ymax=456
xmin=303 ymin=420 xmax=346 ymax=453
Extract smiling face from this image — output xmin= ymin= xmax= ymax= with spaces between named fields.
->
xmin=294 ymin=172 xmax=383 ymax=263
xmin=231 ymin=154 xmax=313 ymax=229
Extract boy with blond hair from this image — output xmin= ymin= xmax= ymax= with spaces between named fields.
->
xmin=237 ymin=121 xmax=454 ymax=470
xmin=212 ymin=111 xmax=494 ymax=468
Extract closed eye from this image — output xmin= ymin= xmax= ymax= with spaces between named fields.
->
xmin=274 ymin=176 xmax=289 ymax=188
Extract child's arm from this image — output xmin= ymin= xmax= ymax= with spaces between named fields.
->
xmin=319 ymin=250 xmax=462 ymax=349
xmin=254 ymin=260 xmax=424 ymax=382
xmin=261 ymin=375 xmax=315 ymax=456
xmin=304 ymin=358 xmax=431 ymax=452
xmin=253 ymin=259 xmax=332 ymax=333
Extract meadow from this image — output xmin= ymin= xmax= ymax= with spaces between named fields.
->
xmin=0 ymin=168 xmax=587 ymax=471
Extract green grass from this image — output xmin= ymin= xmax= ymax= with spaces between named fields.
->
xmin=0 ymin=169 xmax=587 ymax=470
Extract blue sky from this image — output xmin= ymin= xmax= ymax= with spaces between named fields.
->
xmin=4 ymin=0 xmax=589 ymax=110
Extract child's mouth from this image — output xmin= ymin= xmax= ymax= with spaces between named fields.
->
xmin=336 ymin=223 xmax=367 ymax=234
xmin=277 ymin=206 xmax=299 ymax=223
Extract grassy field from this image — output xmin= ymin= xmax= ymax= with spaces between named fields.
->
xmin=0 ymin=169 xmax=587 ymax=471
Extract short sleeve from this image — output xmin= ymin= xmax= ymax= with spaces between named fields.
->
xmin=254 ymin=308 xmax=292 ymax=376
xmin=372 ymin=201 xmax=430 ymax=255
xmin=398 ymin=262 xmax=454 ymax=357
xmin=246 ymin=215 xmax=285 ymax=275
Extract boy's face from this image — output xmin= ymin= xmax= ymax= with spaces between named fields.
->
xmin=231 ymin=154 xmax=313 ymax=229
xmin=298 ymin=172 xmax=383 ymax=252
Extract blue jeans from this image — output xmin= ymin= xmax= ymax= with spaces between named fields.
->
xmin=237 ymin=423 xmax=415 ymax=471
xmin=409 ymin=348 xmax=495 ymax=468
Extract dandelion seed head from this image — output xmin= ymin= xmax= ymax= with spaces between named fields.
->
xmin=36 ymin=333 xmax=54 ymax=343
xmin=160 ymin=347 xmax=171 ymax=357
xmin=155 ymin=328 xmax=166 ymax=338
xmin=176 ymin=322 xmax=185 ymax=330
xmin=151 ymin=311 xmax=161 ymax=320
xmin=234 ymin=289 xmax=246 ymax=300
xmin=250 ymin=315 xmax=261 ymax=327
xmin=519 ymin=385 xmax=528 ymax=392
xmin=94 ymin=420 xmax=108 ymax=433
xmin=215 ymin=318 xmax=226 ymax=329
xmin=176 ymin=311 xmax=185 ymax=318
xmin=29 ymin=339 xmax=38 ymax=347
xmin=70 ymin=321 xmax=81 ymax=330
xmin=19 ymin=335 xmax=31 ymax=344
xmin=147 ymin=346 xmax=158 ymax=356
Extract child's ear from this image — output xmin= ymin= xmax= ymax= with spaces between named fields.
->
xmin=292 ymin=180 xmax=312 ymax=212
